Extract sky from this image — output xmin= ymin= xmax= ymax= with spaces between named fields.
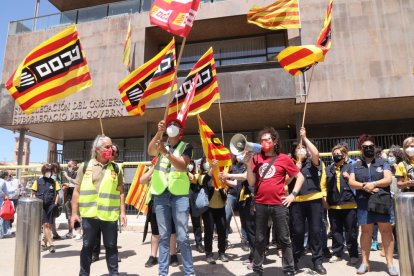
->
xmin=0 ymin=0 xmax=59 ymax=163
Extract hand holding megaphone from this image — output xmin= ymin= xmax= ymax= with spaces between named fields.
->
xmin=229 ymin=134 xmax=262 ymax=156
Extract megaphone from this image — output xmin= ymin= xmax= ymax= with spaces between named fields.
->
xmin=229 ymin=134 xmax=262 ymax=156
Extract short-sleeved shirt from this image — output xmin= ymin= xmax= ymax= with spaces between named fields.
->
xmin=76 ymin=159 xmax=124 ymax=191
xmin=31 ymin=179 xmax=60 ymax=192
xmin=252 ymin=153 xmax=299 ymax=205
xmin=395 ymin=160 xmax=414 ymax=181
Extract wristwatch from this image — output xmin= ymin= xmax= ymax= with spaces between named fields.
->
xmin=291 ymin=191 xmax=298 ymax=197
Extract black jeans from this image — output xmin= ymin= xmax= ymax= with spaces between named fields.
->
xmin=80 ymin=218 xmax=118 ymax=276
xmin=253 ymin=204 xmax=294 ymax=274
xmin=190 ymin=206 xmax=207 ymax=246
xmin=328 ymin=208 xmax=358 ymax=258
xmin=290 ymin=199 xmax=323 ymax=266
xmin=239 ymin=198 xmax=255 ymax=261
xmin=204 ymin=207 xmax=226 ymax=254
xmin=93 ymin=228 xmax=101 ymax=256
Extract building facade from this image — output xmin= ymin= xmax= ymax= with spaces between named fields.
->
xmin=0 ymin=0 xmax=413 ymax=163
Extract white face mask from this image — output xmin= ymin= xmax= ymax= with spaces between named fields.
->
xmin=203 ymin=163 xmax=210 ymax=171
xmin=51 ymin=175 xmax=57 ymax=180
xmin=236 ymin=154 xmax=245 ymax=163
xmin=188 ymin=164 xmax=194 ymax=172
xmin=166 ymin=125 xmax=180 ymax=138
xmin=297 ymin=148 xmax=307 ymax=159
xmin=44 ymin=172 xmax=52 ymax=178
xmin=405 ymin=147 xmax=414 ymax=157
xmin=381 ymin=152 xmax=388 ymax=160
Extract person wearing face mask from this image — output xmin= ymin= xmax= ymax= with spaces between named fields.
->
xmin=50 ymin=162 xmax=63 ymax=239
xmin=395 ymin=137 xmax=414 ymax=193
xmin=287 ymin=127 xmax=328 ymax=275
xmin=62 ymin=160 xmax=79 ymax=239
xmin=348 ymin=134 xmax=397 ymax=276
xmin=70 ymin=135 xmax=127 ymax=276
xmin=31 ymin=163 xmax=61 ymax=253
xmin=322 ymin=145 xmax=358 ymax=264
xmin=245 ymin=127 xmax=304 ymax=276
xmin=148 ymin=119 xmax=195 ymax=276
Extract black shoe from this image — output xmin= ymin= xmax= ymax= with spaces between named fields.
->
xmin=241 ymin=240 xmax=250 ymax=252
xmin=52 ymin=235 xmax=61 ymax=240
xmin=170 ymin=254 xmax=179 ymax=267
xmin=195 ymin=243 xmax=205 ymax=253
xmin=91 ymin=255 xmax=99 ymax=263
xmin=323 ymin=248 xmax=332 ymax=259
xmin=145 ymin=256 xmax=158 ymax=268
xmin=206 ymin=253 xmax=216 ymax=264
xmin=219 ymin=253 xmax=229 ymax=262
xmin=314 ymin=264 xmax=327 ymax=275
xmin=284 ymin=272 xmax=295 ymax=276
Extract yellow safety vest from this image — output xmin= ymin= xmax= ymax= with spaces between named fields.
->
xmin=150 ymin=141 xmax=190 ymax=196
xmin=79 ymin=161 xmax=120 ymax=221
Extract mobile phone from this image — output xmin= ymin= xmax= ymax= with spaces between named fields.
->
xmin=74 ymin=221 xmax=81 ymax=230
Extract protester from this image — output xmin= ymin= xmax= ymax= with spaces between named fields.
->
xmin=396 ymin=137 xmax=414 ymax=192
xmin=31 ymin=163 xmax=60 ymax=253
xmin=288 ymin=128 xmax=327 ymax=275
xmin=0 ymin=171 xmax=12 ymax=239
xmin=50 ymin=162 xmax=63 ymax=239
xmin=323 ymin=145 xmax=358 ymax=264
xmin=62 ymin=160 xmax=79 ymax=239
xmin=348 ymin=134 xmax=398 ymax=276
xmin=71 ymin=135 xmax=127 ymax=276
xmin=5 ymin=170 xmax=19 ymax=232
xmin=188 ymin=159 xmax=206 ymax=253
xmin=143 ymin=157 xmax=180 ymax=268
xmin=202 ymin=159 xmax=229 ymax=264
xmin=245 ymin=127 xmax=304 ymax=276
xmin=148 ymin=119 xmax=195 ymax=276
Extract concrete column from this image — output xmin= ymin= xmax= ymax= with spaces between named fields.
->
xmin=16 ymin=129 xmax=26 ymax=180
xmin=47 ymin=142 xmax=57 ymax=163
xmin=143 ymin=121 xmax=152 ymax=161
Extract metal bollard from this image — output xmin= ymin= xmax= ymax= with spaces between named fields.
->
xmin=394 ymin=192 xmax=414 ymax=276
xmin=14 ymin=198 xmax=43 ymax=276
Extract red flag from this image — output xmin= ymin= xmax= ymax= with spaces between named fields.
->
xmin=150 ymin=0 xmax=200 ymax=37
xmin=316 ymin=0 xmax=333 ymax=55
xmin=173 ymin=73 xmax=199 ymax=128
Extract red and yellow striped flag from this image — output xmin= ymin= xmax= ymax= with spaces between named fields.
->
xmin=118 ymin=38 xmax=176 ymax=116
xmin=276 ymin=45 xmax=324 ymax=76
xmin=125 ymin=164 xmax=149 ymax=214
xmin=6 ymin=25 xmax=92 ymax=115
xmin=166 ymin=47 xmax=219 ymax=123
xmin=247 ymin=0 xmax=300 ymax=30
xmin=316 ymin=0 xmax=333 ymax=54
xmin=198 ymin=115 xmax=232 ymax=188
xmin=122 ymin=18 xmax=132 ymax=70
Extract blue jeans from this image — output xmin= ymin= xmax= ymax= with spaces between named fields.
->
xmin=80 ymin=218 xmax=118 ymax=276
xmin=225 ymin=194 xmax=247 ymax=241
xmin=154 ymin=190 xmax=194 ymax=276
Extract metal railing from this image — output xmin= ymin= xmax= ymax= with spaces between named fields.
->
xmin=9 ymin=0 xmax=224 ymax=35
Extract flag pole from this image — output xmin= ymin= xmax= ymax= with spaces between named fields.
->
xmin=99 ymin=117 xmax=104 ymax=135
xmin=299 ymin=65 xmax=316 ymax=145
xmin=218 ymin=99 xmax=225 ymax=143
xmin=162 ymin=37 xmax=187 ymax=121
xmin=136 ymin=182 xmax=151 ymax=220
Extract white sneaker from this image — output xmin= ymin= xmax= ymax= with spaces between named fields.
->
xmin=329 ymin=255 xmax=342 ymax=263
xmin=73 ymin=234 xmax=82 ymax=240
xmin=350 ymin=257 xmax=359 ymax=265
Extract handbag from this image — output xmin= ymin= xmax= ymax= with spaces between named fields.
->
xmin=0 ymin=198 xmax=15 ymax=220
xmin=367 ymin=190 xmax=391 ymax=215
xmin=52 ymin=204 xmax=62 ymax=218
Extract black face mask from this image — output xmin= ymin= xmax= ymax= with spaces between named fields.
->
xmin=333 ymin=155 xmax=344 ymax=163
xmin=363 ymin=148 xmax=375 ymax=158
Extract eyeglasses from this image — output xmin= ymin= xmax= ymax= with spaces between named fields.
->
xmin=362 ymin=145 xmax=374 ymax=150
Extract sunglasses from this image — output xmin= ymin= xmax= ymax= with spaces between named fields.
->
xmin=362 ymin=145 xmax=374 ymax=150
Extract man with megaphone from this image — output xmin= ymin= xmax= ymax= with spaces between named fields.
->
xmin=243 ymin=127 xmax=304 ymax=276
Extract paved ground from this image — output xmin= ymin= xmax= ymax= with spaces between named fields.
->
xmin=1 ymin=214 xmax=399 ymax=276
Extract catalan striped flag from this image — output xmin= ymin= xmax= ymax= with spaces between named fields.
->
xmin=166 ymin=47 xmax=219 ymax=123
xmin=198 ymin=115 xmax=232 ymax=188
xmin=247 ymin=0 xmax=300 ymax=30
xmin=118 ymin=38 xmax=176 ymax=116
xmin=5 ymin=25 xmax=92 ymax=115
xmin=316 ymin=0 xmax=333 ymax=55
xmin=122 ymin=18 xmax=132 ymax=70
xmin=276 ymin=45 xmax=324 ymax=76
xmin=125 ymin=164 xmax=149 ymax=214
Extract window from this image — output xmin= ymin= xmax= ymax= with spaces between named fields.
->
xmin=178 ymin=33 xmax=286 ymax=70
